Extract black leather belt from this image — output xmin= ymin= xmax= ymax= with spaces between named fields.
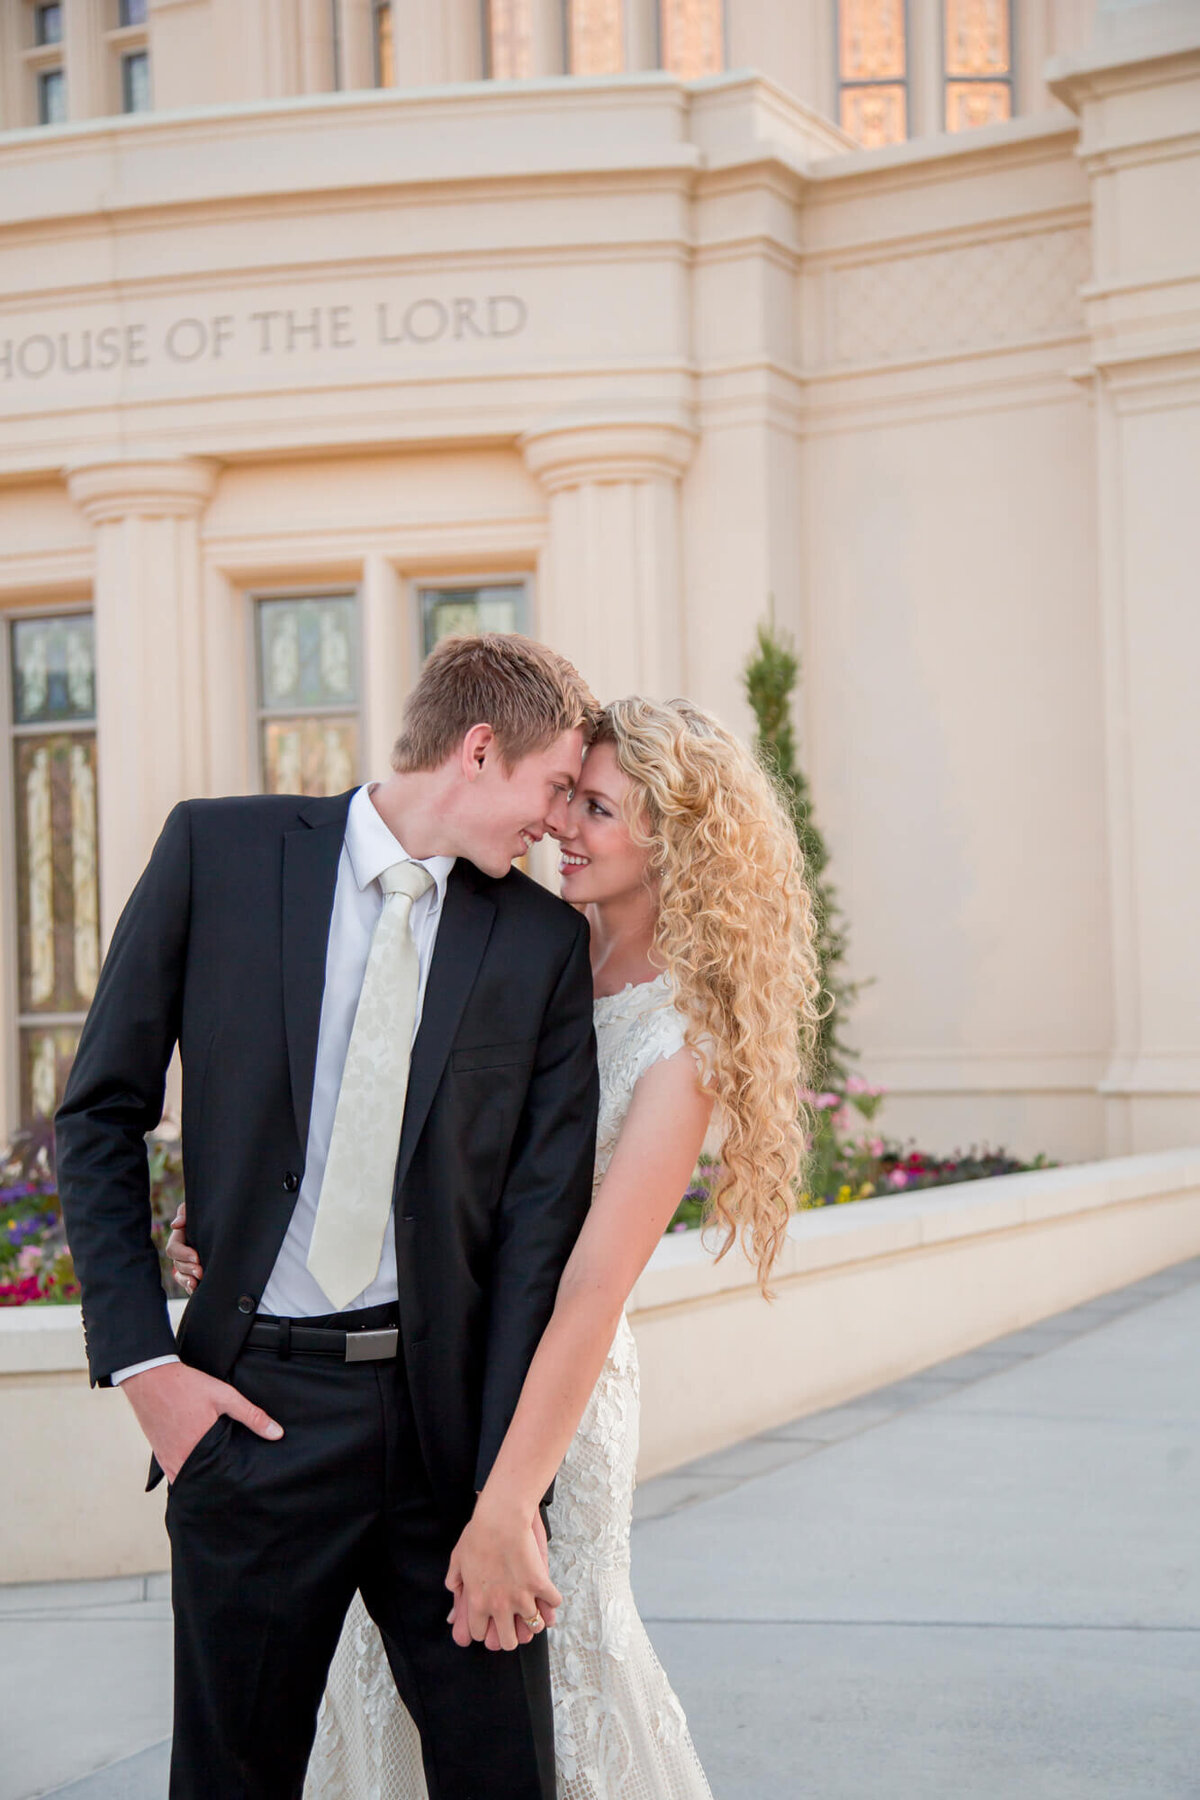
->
xmin=247 ymin=1316 xmax=400 ymax=1362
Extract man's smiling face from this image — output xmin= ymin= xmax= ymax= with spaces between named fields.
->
xmin=455 ymin=727 xmax=585 ymax=878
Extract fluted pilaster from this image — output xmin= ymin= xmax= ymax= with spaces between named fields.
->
xmin=67 ymin=456 xmax=218 ymax=938
xmin=520 ymin=413 xmax=696 ymax=705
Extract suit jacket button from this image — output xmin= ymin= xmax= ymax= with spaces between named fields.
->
xmin=237 ymin=1295 xmax=256 ymax=1314
xmin=282 ymin=1170 xmax=300 ymax=1193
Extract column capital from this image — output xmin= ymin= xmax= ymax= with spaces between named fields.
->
xmin=519 ymin=411 xmax=697 ymax=493
xmin=66 ymin=455 xmax=219 ymax=525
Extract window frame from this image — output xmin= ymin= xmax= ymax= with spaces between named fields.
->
xmin=562 ymin=0 xmax=624 ymax=77
xmin=249 ymin=586 xmax=366 ymax=799
xmin=655 ymin=0 xmax=729 ymax=80
xmin=120 ymin=47 xmax=151 ymax=114
xmin=413 ymin=575 xmax=534 ymax=668
xmin=34 ymin=2 xmax=63 ymax=48
xmin=941 ymin=0 xmax=1016 ymax=133
xmin=36 ymin=63 xmax=66 ymax=124
xmin=1 ymin=602 xmax=98 ymax=1132
xmin=481 ymin=0 xmax=534 ymax=81
xmin=834 ymin=0 xmax=912 ymax=148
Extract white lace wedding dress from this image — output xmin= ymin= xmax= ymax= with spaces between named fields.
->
xmin=305 ymin=973 xmax=715 ymax=1800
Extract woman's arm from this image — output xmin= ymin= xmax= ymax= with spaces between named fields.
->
xmin=447 ymin=1045 xmax=714 ymax=1650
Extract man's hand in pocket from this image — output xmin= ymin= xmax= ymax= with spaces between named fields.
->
xmin=121 ymin=1361 xmax=283 ymax=1484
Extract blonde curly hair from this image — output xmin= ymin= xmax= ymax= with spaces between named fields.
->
xmin=593 ymin=697 xmax=822 ymax=1290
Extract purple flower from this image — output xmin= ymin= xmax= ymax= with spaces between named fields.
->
xmin=7 ymin=1216 xmax=46 ymax=1246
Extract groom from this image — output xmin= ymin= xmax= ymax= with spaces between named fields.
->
xmin=56 ymin=633 xmax=600 ymax=1800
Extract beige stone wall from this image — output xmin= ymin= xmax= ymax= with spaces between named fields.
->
xmin=1 ymin=6 xmax=1198 ymax=1163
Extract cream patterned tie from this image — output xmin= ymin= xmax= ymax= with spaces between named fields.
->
xmin=306 ymin=859 xmax=435 ymax=1310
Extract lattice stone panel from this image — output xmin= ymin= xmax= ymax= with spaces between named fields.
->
xmin=825 ymin=225 xmax=1091 ymax=368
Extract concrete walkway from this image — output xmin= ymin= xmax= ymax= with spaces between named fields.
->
xmin=5 ymin=1254 xmax=1199 ymax=1799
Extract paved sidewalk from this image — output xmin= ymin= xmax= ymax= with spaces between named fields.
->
xmin=5 ymin=1254 xmax=1199 ymax=1799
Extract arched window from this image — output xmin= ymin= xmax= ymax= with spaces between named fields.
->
xmin=836 ymin=0 xmax=908 ymax=148
xmin=567 ymin=0 xmax=625 ymax=76
xmin=659 ymin=0 xmax=724 ymax=81
xmin=485 ymin=0 xmax=534 ymax=80
xmin=944 ymin=0 xmax=1013 ymax=131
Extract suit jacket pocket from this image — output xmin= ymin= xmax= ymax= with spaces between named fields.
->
xmin=450 ymin=1039 xmax=538 ymax=1074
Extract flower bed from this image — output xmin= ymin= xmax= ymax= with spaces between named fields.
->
xmin=0 ymin=1122 xmax=182 ymax=1307
xmin=666 ymin=1077 xmax=1054 ymax=1232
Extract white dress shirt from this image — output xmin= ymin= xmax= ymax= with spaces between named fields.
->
xmin=112 ymin=785 xmax=455 ymax=1383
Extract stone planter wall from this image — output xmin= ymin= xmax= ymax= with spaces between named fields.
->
xmin=3 ymin=1149 xmax=1199 ymax=1583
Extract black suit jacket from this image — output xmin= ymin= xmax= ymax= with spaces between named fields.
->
xmin=56 ymin=791 xmax=598 ymax=1519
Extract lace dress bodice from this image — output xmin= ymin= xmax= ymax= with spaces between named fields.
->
xmin=593 ymin=972 xmax=689 ymax=1186
xmin=305 ymin=976 xmax=714 ymax=1800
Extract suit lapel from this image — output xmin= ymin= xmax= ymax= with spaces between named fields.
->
xmin=281 ymin=791 xmax=354 ymax=1151
xmin=394 ymin=862 xmax=496 ymax=1194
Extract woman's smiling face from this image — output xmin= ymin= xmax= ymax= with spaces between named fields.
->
xmin=553 ymin=741 xmax=652 ymax=905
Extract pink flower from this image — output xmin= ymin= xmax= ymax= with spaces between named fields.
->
xmin=887 ymin=1169 xmax=909 ymax=1190
xmin=869 ymin=1137 xmax=884 ymax=1157
xmin=17 ymin=1245 xmax=41 ymax=1276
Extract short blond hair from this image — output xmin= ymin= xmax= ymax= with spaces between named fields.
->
xmin=392 ymin=633 xmax=599 ymax=773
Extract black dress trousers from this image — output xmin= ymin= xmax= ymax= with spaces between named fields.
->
xmin=166 ymin=1329 xmax=555 ymax=1800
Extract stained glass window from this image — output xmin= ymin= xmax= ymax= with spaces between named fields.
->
xmin=256 ymin=595 xmax=361 ymax=797
xmin=35 ymin=4 xmax=63 ymax=47
xmin=837 ymin=0 xmax=907 ymax=147
xmin=659 ymin=0 xmax=724 ymax=80
xmin=568 ymin=1 xmax=624 ymax=76
xmin=122 ymin=51 xmax=151 ymax=113
xmin=485 ymin=0 xmax=534 ymax=79
xmin=944 ymin=0 xmax=1012 ymax=131
xmin=419 ymin=584 xmax=530 ymax=660
xmin=37 ymin=67 xmax=66 ymax=126
xmin=9 ymin=614 xmax=100 ymax=1123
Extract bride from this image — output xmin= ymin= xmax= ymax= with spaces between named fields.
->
xmin=171 ymin=696 xmax=820 ymax=1798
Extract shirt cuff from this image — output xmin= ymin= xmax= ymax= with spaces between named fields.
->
xmin=111 ymin=1354 xmax=181 ymax=1386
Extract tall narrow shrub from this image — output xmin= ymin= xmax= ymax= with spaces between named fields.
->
xmin=744 ymin=622 xmax=861 ymax=1085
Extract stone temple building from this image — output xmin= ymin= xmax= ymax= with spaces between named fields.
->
xmin=0 ymin=0 xmax=1197 ymax=1165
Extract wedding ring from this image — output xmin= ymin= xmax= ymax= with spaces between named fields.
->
xmin=524 ymin=1613 xmax=545 ymax=1632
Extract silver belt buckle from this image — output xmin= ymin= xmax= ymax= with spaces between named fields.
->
xmin=344 ymin=1327 xmax=399 ymax=1363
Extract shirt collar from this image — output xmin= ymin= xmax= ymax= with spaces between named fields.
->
xmin=344 ymin=785 xmax=456 ymax=908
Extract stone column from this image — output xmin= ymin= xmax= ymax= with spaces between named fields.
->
xmin=338 ymin=0 xmax=376 ymax=90
xmin=1050 ymin=2 xmax=1200 ymax=1150
xmin=520 ymin=413 xmax=695 ymax=705
xmin=529 ymin=0 xmax=565 ymax=76
xmin=361 ymin=553 xmax=412 ymax=779
xmin=298 ymin=0 xmax=337 ymax=92
xmin=64 ymin=0 xmax=108 ymax=120
xmin=66 ymin=457 xmax=218 ymax=940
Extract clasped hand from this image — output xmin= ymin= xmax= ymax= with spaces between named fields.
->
xmin=445 ymin=1500 xmax=561 ymax=1653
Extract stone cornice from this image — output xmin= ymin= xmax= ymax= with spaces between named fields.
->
xmin=66 ymin=455 xmax=219 ymax=522
xmin=1046 ymin=24 xmax=1200 ymax=113
xmin=519 ymin=413 xmax=697 ymax=491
